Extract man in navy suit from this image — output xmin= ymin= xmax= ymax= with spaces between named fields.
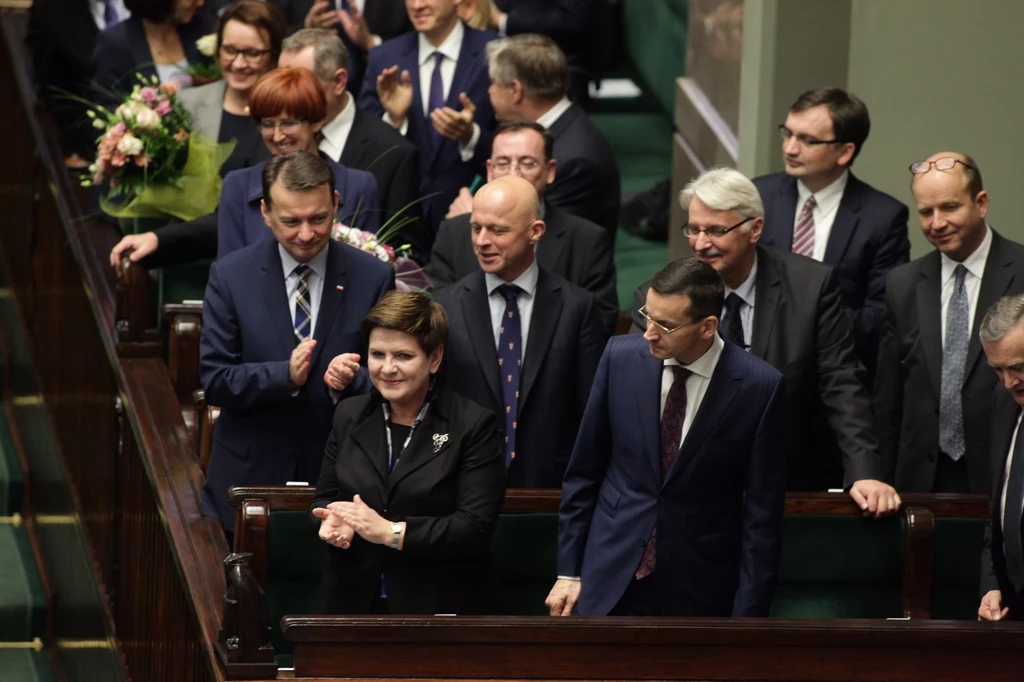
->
xmin=548 ymin=257 xmax=787 ymax=617
xmin=199 ymin=151 xmax=395 ymax=535
xmin=357 ymin=0 xmax=497 ymax=234
xmin=754 ymin=88 xmax=910 ymax=379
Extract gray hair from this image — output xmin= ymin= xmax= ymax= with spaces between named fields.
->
xmin=679 ymin=167 xmax=764 ymax=232
xmin=486 ymin=34 xmax=569 ymax=102
xmin=281 ymin=28 xmax=348 ymax=79
xmin=980 ymin=294 xmax=1024 ymax=345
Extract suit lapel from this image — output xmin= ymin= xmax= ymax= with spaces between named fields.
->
xmin=519 ymin=271 xmax=562 ymax=411
xmin=260 ymin=242 xmax=298 ymax=355
xmin=446 ymin=25 xmax=479 ymax=110
xmin=462 ymin=275 xmax=503 ymax=407
xmin=915 ymin=255 xmax=943 ymax=400
xmin=966 ymin=232 xmax=1017 ymax=384
xmin=750 ymin=248 xmax=781 ymax=358
xmin=823 ymin=176 xmax=863 ymax=265
xmin=664 ymin=346 xmax=742 ymax=487
xmin=389 ymin=401 xmax=452 ymax=489
xmin=768 ymin=178 xmax=799 ymax=249
xmin=635 ymin=346 xmax=665 ymax=485
xmin=126 ymin=19 xmax=158 ymax=83
xmin=349 ymin=408 xmax=389 ymax=484
xmin=536 ymin=204 xmax=567 ymax=273
xmin=310 ymin=242 xmax=348 ymax=368
xmin=340 ymin=107 xmax=371 ymax=169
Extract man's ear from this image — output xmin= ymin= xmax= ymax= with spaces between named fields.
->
xmin=261 ymin=199 xmax=272 ymax=227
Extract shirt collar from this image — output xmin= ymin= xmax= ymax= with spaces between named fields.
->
xmin=796 ymin=169 xmax=849 ymax=214
xmin=320 ymin=92 xmax=356 ymax=154
xmin=724 ymin=253 xmax=758 ymax=307
xmin=418 ymin=19 xmax=465 ymax=66
xmin=941 ymin=224 xmax=992 ymax=283
xmin=665 ymin=332 xmax=724 ymax=380
xmin=484 ymin=259 xmax=540 ymax=298
xmin=279 ymin=242 xmax=329 ymax=282
xmin=535 ymin=97 xmax=573 ymax=130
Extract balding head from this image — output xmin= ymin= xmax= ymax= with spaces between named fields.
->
xmin=911 ymin=151 xmax=988 ymax=262
xmin=470 ymin=176 xmax=546 ymax=281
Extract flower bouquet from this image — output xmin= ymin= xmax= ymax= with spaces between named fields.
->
xmin=82 ymin=75 xmax=234 ymax=223
xmin=184 ymin=33 xmax=223 ymax=85
xmin=332 ymin=222 xmax=431 ymax=292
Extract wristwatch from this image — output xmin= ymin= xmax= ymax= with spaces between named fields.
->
xmin=389 ymin=522 xmax=402 ymax=549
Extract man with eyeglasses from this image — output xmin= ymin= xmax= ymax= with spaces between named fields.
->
xmin=631 ymin=168 xmax=899 ymax=514
xmin=548 ymin=256 xmax=786 ymax=618
xmin=754 ymin=88 xmax=910 ymax=382
xmin=433 ymin=175 xmax=607 ymax=488
xmin=426 ymin=120 xmax=618 ymax=334
xmin=875 ymin=152 xmax=1024 ymax=495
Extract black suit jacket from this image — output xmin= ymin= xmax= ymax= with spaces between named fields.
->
xmin=547 ymin=103 xmax=621 ymax=239
xmin=874 ymin=230 xmax=1024 ymax=494
xmin=980 ymin=387 xmax=1024 ymax=619
xmin=434 ymin=268 xmax=608 ymax=488
xmin=754 ymin=172 xmax=910 ymax=379
xmin=309 ymin=386 xmax=506 ymax=614
xmin=426 ymin=203 xmax=618 ymax=334
xmin=91 ymin=14 xmax=215 ymax=105
xmin=633 ymin=246 xmax=879 ymax=490
xmin=340 ymin=106 xmax=428 ymax=259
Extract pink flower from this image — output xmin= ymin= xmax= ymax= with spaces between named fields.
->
xmin=159 ymin=81 xmax=180 ymax=96
xmin=155 ymin=100 xmax=173 ymax=116
xmin=139 ymin=87 xmax=158 ymax=103
xmin=173 ymin=128 xmax=190 ymax=143
xmin=134 ymin=154 xmax=151 ymax=167
xmin=110 ymin=151 xmax=127 ymax=167
xmin=110 ymin=121 xmax=127 ymax=136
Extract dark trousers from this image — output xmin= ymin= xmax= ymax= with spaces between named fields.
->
xmin=609 ymin=574 xmax=660 ymax=616
xmin=934 ymin=452 xmax=971 ymax=493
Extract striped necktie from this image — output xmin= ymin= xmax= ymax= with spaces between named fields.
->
xmin=792 ymin=195 xmax=817 ymax=257
xmin=293 ymin=264 xmax=312 ymax=342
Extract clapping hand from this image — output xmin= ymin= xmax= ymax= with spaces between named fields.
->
xmin=289 ymin=338 xmax=317 ymax=387
xmin=331 ymin=494 xmax=392 ymax=545
xmin=377 ymin=65 xmax=414 ymax=129
xmin=312 ymin=504 xmax=355 ymax=549
xmin=430 ymin=93 xmax=476 ymax=144
xmin=445 ymin=187 xmax=473 ymax=218
xmin=304 ymin=0 xmax=341 ymax=29
xmin=325 ymin=353 xmax=360 ymax=392
xmin=338 ymin=4 xmax=374 ymax=52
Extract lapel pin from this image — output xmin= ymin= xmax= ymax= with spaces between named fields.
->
xmin=336 ymin=285 xmax=344 ymax=291
xmin=432 ymin=433 xmax=449 ymax=453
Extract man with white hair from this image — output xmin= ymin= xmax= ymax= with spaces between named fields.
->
xmin=632 ymin=168 xmax=900 ymax=514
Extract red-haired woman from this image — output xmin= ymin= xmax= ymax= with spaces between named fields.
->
xmin=217 ymin=66 xmax=380 ymax=257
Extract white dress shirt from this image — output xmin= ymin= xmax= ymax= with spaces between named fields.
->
xmin=280 ymin=244 xmax=328 ymax=339
xmin=484 ymin=260 xmax=539 ymax=359
xmin=940 ymin=225 xmax=992 ymax=347
xmin=662 ymin=333 xmax=725 ymax=449
xmin=318 ymin=92 xmax=357 ymax=163
xmin=91 ymin=0 xmax=130 ymax=29
xmin=1001 ymin=409 xmax=1024 ymax=551
xmin=722 ymin=255 xmax=758 ymax=350
xmin=385 ymin=20 xmax=480 ymax=160
xmin=795 ymin=170 xmax=849 ymax=262
xmin=535 ymin=96 xmax=573 ymax=130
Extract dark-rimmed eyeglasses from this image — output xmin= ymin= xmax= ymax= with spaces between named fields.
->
xmin=637 ymin=306 xmax=706 ymax=334
xmin=681 ymin=216 xmax=754 ymax=239
xmin=778 ymin=124 xmax=843 ymax=147
xmin=909 ymin=157 xmax=977 ymax=174
xmin=221 ymin=45 xmax=272 ymax=61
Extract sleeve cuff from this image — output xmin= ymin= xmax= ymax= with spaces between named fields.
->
xmin=458 ymin=123 xmax=481 ymax=161
xmin=557 ymin=575 xmax=581 ymax=581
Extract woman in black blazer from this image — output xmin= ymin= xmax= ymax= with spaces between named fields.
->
xmin=310 ymin=291 xmax=507 ymax=615
xmin=92 ymin=0 xmax=215 ymax=104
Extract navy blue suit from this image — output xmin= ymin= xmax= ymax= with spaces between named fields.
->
xmin=357 ymin=24 xmax=497 ymax=232
xmin=199 ymin=239 xmax=395 ymax=532
xmin=217 ymin=155 xmax=381 ymax=259
xmin=558 ymin=335 xmax=787 ymax=617
xmin=753 ymin=172 xmax=909 ymax=378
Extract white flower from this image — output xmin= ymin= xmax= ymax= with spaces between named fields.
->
xmin=135 ymin=107 xmax=161 ymax=129
xmin=196 ymin=33 xmax=218 ymax=57
xmin=92 ymin=118 xmax=106 ymax=130
xmin=116 ymin=133 xmax=144 ymax=156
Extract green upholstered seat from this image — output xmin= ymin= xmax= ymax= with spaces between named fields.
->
xmin=930 ymin=518 xmax=987 ymax=620
xmin=771 ymin=515 xmax=905 ymax=619
xmin=490 ymin=513 xmax=559 ymax=615
xmin=623 ymin=0 xmax=687 ymax=117
xmin=266 ymin=510 xmax=326 ymax=656
xmin=159 ymin=260 xmax=212 ymax=309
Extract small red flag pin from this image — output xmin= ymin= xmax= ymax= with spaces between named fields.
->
xmin=336 ymin=285 xmax=344 ymax=291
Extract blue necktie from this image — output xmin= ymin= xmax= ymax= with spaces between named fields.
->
xmin=293 ymin=264 xmax=312 ymax=343
xmin=103 ymin=0 xmax=120 ymax=27
xmin=497 ymin=284 xmax=522 ymax=467
xmin=428 ymin=51 xmax=445 ymax=150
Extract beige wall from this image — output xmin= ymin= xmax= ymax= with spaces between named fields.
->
xmin=846 ymin=0 xmax=1024 ymax=257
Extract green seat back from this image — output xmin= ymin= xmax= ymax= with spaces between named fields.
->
xmin=931 ymin=518 xmax=987 ymax=619
xmin=771 ymin=515 xmax=905 ymax=618
xmin=623 ymin=0 xmax=687 ymax=117
xmin=490 ymin=513 xmax=558 ymax=615
xmin=266 ymin=510 xmax=326 ymax=655
xmin=159 ymin=260 xmax=212 ymax=309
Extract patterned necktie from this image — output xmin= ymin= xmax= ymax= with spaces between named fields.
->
xmin=1003 ymin=414 xmax=1024 ymax=591
xmin=939 ymin=265 xmax=969 ymax=461
xmin=497 ymin=284 xmax=522 ymax=467
xmin=293 ymin=264 xmax=312 ymax=342
xmin=791 ymin=195 xmax=817 ymax=257
xmin=721 ymin=292 xmax=746 ymax=348
xmin=428 ymin=51 xmax=445 ymax=149
xmin=635 ymin=366 xmax=691 ymax=579
xmin=103 ymin=0 xmax=120 ymax=27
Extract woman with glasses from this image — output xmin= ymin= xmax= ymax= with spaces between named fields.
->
xmin=177 ymin=0 xmax=288 ymax=177
xmin=216 ymin=66 xmax=381 ymax=257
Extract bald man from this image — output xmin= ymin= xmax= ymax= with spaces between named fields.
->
xmin=433 ymin=176 xmax=608 ymax=488
xmin=875 ymin=151 xmax=1024 ymax=494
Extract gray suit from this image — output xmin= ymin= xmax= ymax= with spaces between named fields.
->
xmin=178 ymin=80 xmax=269 ymax=174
